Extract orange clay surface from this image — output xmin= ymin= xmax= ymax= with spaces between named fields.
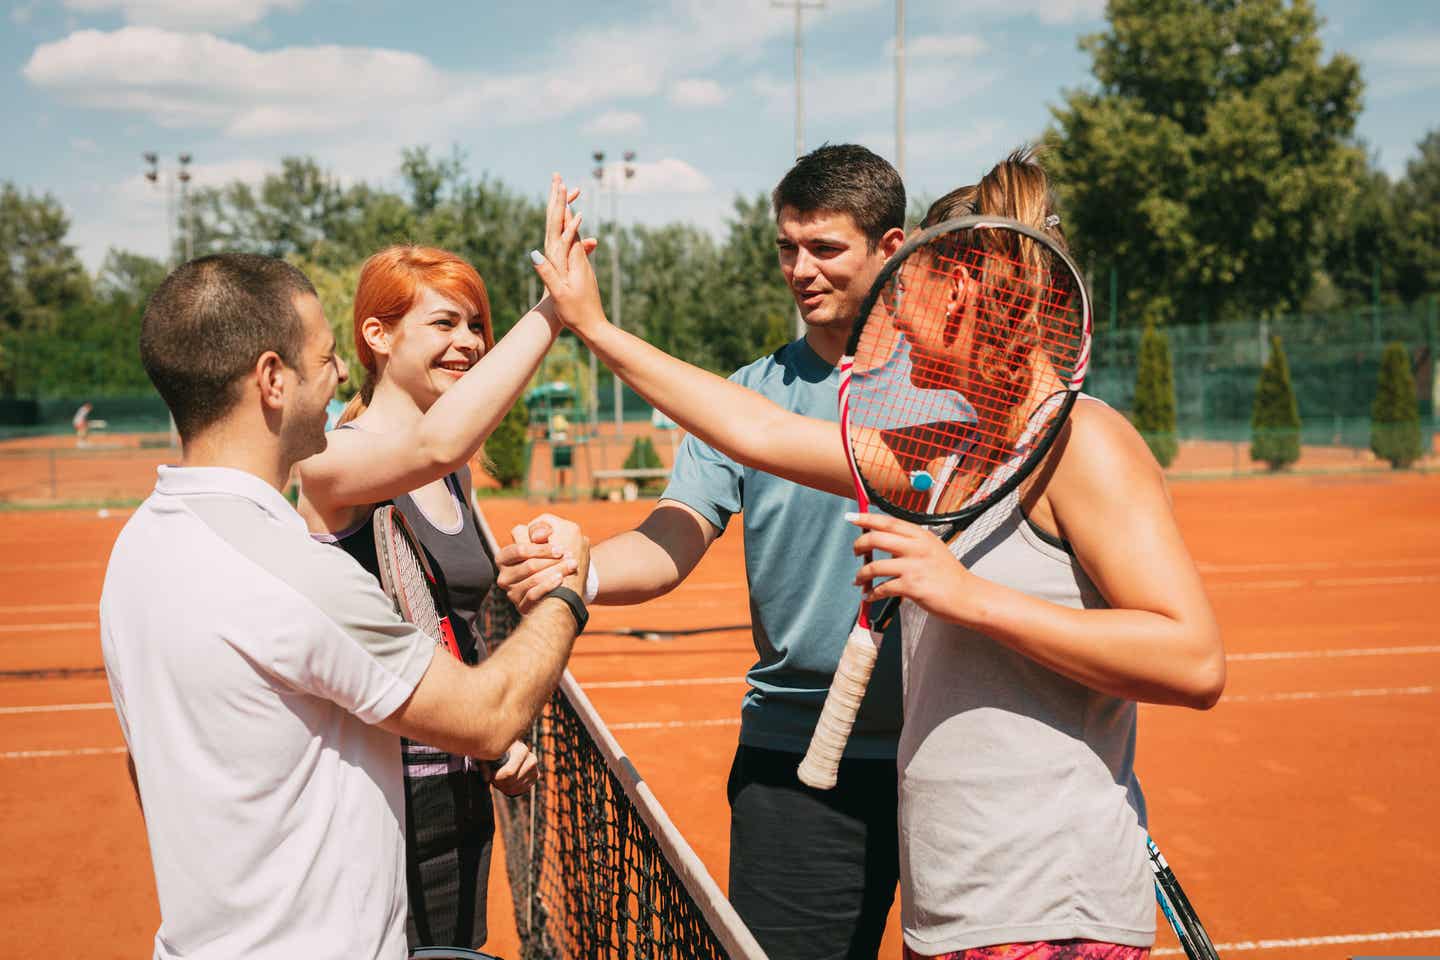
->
xmin=1 ymin=473 xmax=1437 ymax=959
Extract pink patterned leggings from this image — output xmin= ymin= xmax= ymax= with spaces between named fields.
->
xmin=905 ymin=941 xmax=1149 ymax=960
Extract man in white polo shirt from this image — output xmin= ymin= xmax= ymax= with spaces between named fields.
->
xmin=101 ymin=253 xmax=589 ymax=960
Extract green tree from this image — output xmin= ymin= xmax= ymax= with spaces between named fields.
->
xmin=1393 ymin=129 xmax=1440 ymax=301
xmin=1369 ymin=341 xmax=1422 ymax=468
xmin=0 ymin=183 xmax=93 ymax=392
xmin=290 ymin=257 xmax=363 ymax=400
xmin=486 ymin=397 xmax=529 ymax=488
xmin=1319 ymin=154 xmax=1401 ymax=309
xmin=1250 ymin=335 xmax=1301 ymax=469
xmin=625 ymin=222 xmax=718 ymax=361
xmin=1133 ymin=323 xmax=1179 ymax=466
xmin=700 ymin=194 xmax=793 ymax=373
xmin=622 ymin=435 xmax=666 ymax=493
xmin=1049 ymin=0 xmax=1364 ymax=326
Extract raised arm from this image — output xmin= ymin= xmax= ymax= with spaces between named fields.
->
xmin=527 ymin=201 xmax=853 ymax=498
xmin=298 ymin=176 xmax=591 ymax=511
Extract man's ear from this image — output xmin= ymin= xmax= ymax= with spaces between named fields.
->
xmin=880 ymin=225 xmax=907 ymax=260
xmin=360 ymin=316 xmax=390 ymax=358
xmin=255 ymin=351 xmax=287 ymax=411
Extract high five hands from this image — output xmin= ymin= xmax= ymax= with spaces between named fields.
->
xmin=530 ymin=173 xmax=608 ymax=338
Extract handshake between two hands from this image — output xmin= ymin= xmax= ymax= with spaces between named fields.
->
xmin=499 ymin=513 xmax=590 ymax=614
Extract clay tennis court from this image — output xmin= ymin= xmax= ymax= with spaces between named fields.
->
xmin=1 ymin=471 xmax=1436 ymax=959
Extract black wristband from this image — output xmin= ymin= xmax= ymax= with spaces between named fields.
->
xmin=542 ymin=584 xmax=588 ymax=633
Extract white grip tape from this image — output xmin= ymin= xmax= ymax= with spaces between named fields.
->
xmin=796 ymin=623 xmax=880 ymax=790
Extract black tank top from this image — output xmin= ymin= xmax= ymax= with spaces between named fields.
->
xmin=321 ymin=430 xmax=496 ymax=664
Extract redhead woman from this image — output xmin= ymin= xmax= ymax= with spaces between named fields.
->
xmin=298 ymin=176 xmax=589 ymax=950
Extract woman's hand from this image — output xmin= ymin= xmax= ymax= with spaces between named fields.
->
xmin=848 ymin=511 xmax=979 ymax=624
xmin=488 ymin=740 xmax=539 ymax=796
xmin=530 ymin=173 xmax=608 ymax=339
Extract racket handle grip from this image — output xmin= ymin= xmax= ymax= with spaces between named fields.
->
xmin=797 ymin=623 xmax=880 ymax=790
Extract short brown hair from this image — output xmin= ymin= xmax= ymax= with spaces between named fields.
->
xmin=140 ymin=254 xmax=317 ymax=440
xmin=771 ymin=144 xmax=906 ymax=250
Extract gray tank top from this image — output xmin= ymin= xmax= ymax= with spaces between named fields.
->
xmin=896 ymin=409 xmax=1154 ymax=953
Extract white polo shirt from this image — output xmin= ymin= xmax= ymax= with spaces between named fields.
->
xmin=100 ymin=465 xmax=434 ymax=960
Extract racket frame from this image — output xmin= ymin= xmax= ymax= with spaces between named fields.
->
xmin=841 ymin=214 xmax=1092 ymax=527
xmin=374 ymin=504 xmax=464 ymax=661
xmin=1148 ymin=835 xmax=1222 ymax=960
xmin=796 ymin=215 xmax=1093 ymax=791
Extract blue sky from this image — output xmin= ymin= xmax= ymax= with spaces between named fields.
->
xmin=3 ymin=0 xmax=1437 ymax=270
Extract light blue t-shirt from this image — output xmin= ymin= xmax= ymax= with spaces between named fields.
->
xmin=661 ymin=338 xmax=903 ymax=759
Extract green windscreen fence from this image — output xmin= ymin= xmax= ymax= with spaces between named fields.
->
xmin=1086 ymin=300 xmax=1440 ymax=445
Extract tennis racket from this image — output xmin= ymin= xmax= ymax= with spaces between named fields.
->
xmin=1149 ymin=835 xmax=1222 ymax=960
xmin=374 ymin=504 xmax=463 ymax=660
xmin=796 ymin=214 xmax=1092 ymax=789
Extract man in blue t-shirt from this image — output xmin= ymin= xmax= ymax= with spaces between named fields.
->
xmin=499 ymin=144 xmax=907 ymax=959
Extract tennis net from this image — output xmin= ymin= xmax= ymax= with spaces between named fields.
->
xmin=475 ymin=506 xmax=764 ymax=960
xmin=493 ymin=673 xmax=767 ymax=960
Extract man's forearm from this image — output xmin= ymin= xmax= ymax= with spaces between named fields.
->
xmin=591 ymin=505 xmax=715 ymax=604
xmin=477 ymin=597 xmax=582 ymax=746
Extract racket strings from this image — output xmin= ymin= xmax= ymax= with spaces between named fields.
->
xmin=383 ymin=522 xmax=443 ymax=642
xmin=849 ymin=225 xmax=1087 ymax=518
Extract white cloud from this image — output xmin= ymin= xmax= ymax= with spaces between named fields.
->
xmin=629 ymin=157 xmax=713 ymax=194
xmin=70 ymin=136 xmax=99 ymax=152
xmin=582 ymin=110 xmax=647 ymax=136
xmin=669 ymin=78 xmax=728 ymax=107
xmin=1364 ymin=31 xmax=1440 ymax=96
xmin=62 ymin=0 xmax=305 ymax=32
xmin=752 ymin=60 xmax=997 ymax=124
xmin=885 ymin=34 xmax=987 ymax=59
xmin=25 ymin=28 xmax=450 ymax=138
xmin=934 ymin=0 xmax=1102 ymax=24
xmin=1368 ymin=31 xmax=1440 ymax=68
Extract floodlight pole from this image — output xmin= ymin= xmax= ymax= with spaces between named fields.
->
xmin=774 ymin=0 xmax=824 ymax=340
xmin=591 ymin=150 xmax=636 ymax=431
xmin=895 ymin=0 xmax=905 ymax=182
xmin=143 ymin=151 xmax=195 ymax=266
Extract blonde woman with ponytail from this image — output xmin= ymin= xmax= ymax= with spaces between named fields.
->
xmin=519 ymin=150 xmax=1224 ymax=960
xmin=297 ymin=176 xmax=591 ymax=952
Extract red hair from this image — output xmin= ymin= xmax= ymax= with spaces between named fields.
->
xmin=340 ymin=245 xmax=493 ymax=424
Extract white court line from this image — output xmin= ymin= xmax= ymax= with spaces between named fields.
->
xmin=1152 ymin=927 xmax=1440 ymax=956
xmin=584 ymin=677 xmax=740 ymax=690
xmin=0 ymin=603 xmax=96 ymax=615
xmin=1229 ymin=644 xmax=1440 ymax=661
xmin=0 ymin=561 xmax=102 ymax=573
xmin=1 ymin=746 xmax=125 ymax=760
xmin=1221 ymin=685 xmax=1433 ymax=703
xmin=1209 ymin=574 xmax=1440 ymax=592
xmin=4 ymin=684 xmax=1433 ymax=747
xmin=0 ymin=702 xmax=111 ymax=715
xmin=610 ymin=717 xmax=741 ymax=732
xmin=1198 ymin=558 xmax=1440 ymax=574
xmin=0 ymin=621 xmax=96 ymax=633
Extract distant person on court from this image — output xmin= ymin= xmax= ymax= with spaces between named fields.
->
xmin=500 ymin=144 xmax=909 ymax=959
xmin=73 ymin=402 xmax=92 ymax=446
xmin=293 ymin=178 xmax=593 ymax=951
xmin=528 ymin=148 xmax=1226 ymax=960
xmin=101 ymin=252 xmax=591 ymax=960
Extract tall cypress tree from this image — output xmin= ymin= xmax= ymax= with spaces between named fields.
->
xmin=1370 ymin=342 xmax=1422 ymax=468
xmin=1251 ymin=335 xmax=1302 ymax=469
xmin=486 ymin=397 xmax=530 ymax=489
xmin=1133 ymin=323 xmax=1178 ymax=467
